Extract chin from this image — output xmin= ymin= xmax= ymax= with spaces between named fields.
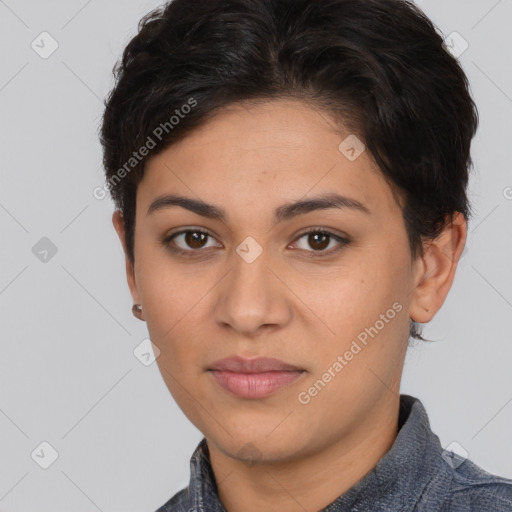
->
xmin=207 ymin=424 xmax=310 ymax=465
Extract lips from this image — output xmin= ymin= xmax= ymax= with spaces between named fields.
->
xmin=208 ymin=356 xmax=303 ymax=373
xmin=207 ymin=356 xmax=305 ymax=399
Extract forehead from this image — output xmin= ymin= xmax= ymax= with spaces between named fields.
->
xmin=138 ymin=99 xmax=401 ymax=221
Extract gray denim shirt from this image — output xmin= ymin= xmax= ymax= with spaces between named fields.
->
xmin=155 ymin=394 xmax=512 ymax=511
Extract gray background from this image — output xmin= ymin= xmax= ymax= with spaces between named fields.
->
xmin=0 ymin=0 xmax=511 ymax=510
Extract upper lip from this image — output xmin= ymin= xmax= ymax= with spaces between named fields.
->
xmin=208 ymin=356 xmax=304 ymax=373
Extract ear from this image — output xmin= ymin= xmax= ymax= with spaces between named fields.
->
xmin=409 ymin=212 xmax=467 ymax=323
xmin=112 ymin=210 xmax=143 ymax=315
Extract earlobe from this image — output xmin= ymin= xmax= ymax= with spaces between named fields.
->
xmin=132 ymin=303 xmax=145 ymax=321
xmin=112 ymin=210 xmax=142 ymax=309
xmin=409 ymin=212 xmax=467 ymax=323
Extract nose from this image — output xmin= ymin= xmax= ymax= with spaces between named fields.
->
xmin=213 ymin=247 xmax=292 ymax=338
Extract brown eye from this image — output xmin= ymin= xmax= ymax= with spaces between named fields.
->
xmin=292 ymin=229 xmax=349 ymax=255
xmin=164 ymin=229 xmax=221 ymax=254
xmin=184 ymin=231 xmax=208 ymax=249
xmin=307 ymin=232 xmax=330 ymax=251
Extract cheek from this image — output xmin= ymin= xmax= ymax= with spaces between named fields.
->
xmin=135 ymin=244 xmax=202 ymax=330
xmin=302 ymin=253 xmax=410 ymax=367
xmin=296 ymin=265 xmax=384 ymax=332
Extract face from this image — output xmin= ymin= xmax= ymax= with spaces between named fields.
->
xmin=114 ymin=99 xmax=436 ymax=463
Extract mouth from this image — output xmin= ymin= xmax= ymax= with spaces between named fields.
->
xmin=207 ymin=356 xmax=306 ymax=399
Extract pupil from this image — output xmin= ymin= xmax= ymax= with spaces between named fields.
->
xmin=310 ymin=233 xmax=328 ymax=250
xmin=187 ymin=231 xmax=206 ymax=248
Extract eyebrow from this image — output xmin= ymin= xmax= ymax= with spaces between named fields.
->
xmin=147 ymin=193 xmax=371 ymax=222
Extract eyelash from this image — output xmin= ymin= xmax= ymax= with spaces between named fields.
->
xmin=161 ymin=227 xmax=350 ymax=258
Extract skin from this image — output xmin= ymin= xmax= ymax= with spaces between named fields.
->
xmin=113 ymin=99 xmax=466 ymax=512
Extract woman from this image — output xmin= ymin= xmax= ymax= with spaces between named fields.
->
xmin=99 ymin=0 xmax=512 ymax=510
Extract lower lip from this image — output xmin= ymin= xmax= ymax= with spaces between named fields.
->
xmin=209 ymin=370 xmax=305 ymax=399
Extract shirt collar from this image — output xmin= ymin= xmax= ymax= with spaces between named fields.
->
xmin=185 ymin=394 xmax=446 ymax=512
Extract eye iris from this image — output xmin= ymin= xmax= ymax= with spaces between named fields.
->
xmin=309 ymin=232 xmax=329 ymax=251
xmin=178 ymin=231 xmax=334 ymax=251
xmin=185 ymin=231 xmax=207 ymax=249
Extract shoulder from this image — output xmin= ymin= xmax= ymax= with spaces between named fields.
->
xmin=438 ymin=456 xmax=512 ymax=511
xmin=154 ymin=486 xmax=189 ymax=512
